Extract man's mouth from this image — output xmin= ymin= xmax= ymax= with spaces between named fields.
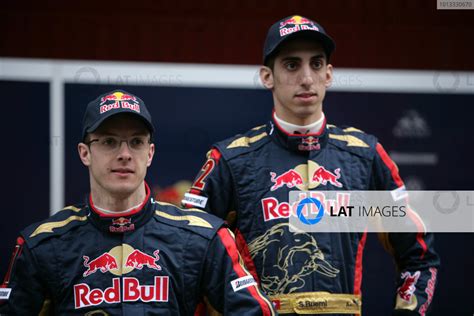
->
xmin=112 ymin=168 xmax=134 ymax=175
xmin=295 ymin=92 xmax=317 ymax=100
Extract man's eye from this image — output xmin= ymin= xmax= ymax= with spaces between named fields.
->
xmin=312 ymin=60 xmax=323 ymax=69
xmin=285 ymin=62 xmax=297 ymax=70
xmin=131 ymin=138 xmax=145 ymax=146
xmin=102 ymin=138 xmax=118 ymax=146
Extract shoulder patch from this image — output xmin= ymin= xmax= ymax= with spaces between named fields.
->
xmin=214 ymin=125 xmax=271 ymax=160
xmin=152 ymin=201 xmax=224 ymax=240
xmin=342 ymin=127 xmax=364 ymax=133
xmin=251 ymin=124 xmax=266 ymax=131
xmin=226 ymin=132 xmax=267 ymax=149
xmin=155 ymin=210 xmax=213 ymax=228
xmin=22 ymin=205 xmax=88 ymax=248
xmin=329 ymin=134 xmax=369 ymax=148
xmin=327 ymin=124 xmax=377 ymax=159
xmin=29 ymin=215 xmax=87 ymax=237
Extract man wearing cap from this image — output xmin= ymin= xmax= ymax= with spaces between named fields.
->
xmin=183 ymin=16 xmax=440 ymax=316
xmin=0 ymin=90 xmax=275 ymax=315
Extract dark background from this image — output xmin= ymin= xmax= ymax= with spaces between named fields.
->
xmin=1 ymin=1 xmax=473 ymax=315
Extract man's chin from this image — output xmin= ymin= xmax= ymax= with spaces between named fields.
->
xmin=107 ymin=183 xmax=139 ymax=198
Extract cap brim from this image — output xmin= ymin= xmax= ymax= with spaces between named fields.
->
xmin=84 ymin=111 xmax=154 ymax=139
xmin=265 ymin=30 xmax=336 ymax=64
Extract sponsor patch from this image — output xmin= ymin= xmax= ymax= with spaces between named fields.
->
xmin=391 ymin=185 xmax=407 ymax=201
xmin=74 ymin=277 xmax=169 ymax=309
xmin=230 ymin=276 xmax=256 ymax=292
xmin=182 ymin=193 xmax=208 ymax=208
xmin=0 ymin=288 xmax=11 ymax=300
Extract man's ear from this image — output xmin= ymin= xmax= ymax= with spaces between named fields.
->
xmin=259 ymin=66 xmax=274 ymax=89
xmin=78 ymin=143 xmax=91 ymax=166
xmin=325 ymin=63 xmax=334 ymax=88
xmin=147 ymin=143 xmax=155 ymax=167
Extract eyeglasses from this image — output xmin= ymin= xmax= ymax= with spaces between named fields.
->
xmin=86 ymin=136 xmax=151 ymax=153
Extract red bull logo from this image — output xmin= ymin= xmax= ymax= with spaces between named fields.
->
xmin=279 ymin=15 xmax=319 ymax=37
xmin=299 ymin=136 xmax=321 ymax=151
xmin=74 ymin=276 xmax=169 ymax=309
xmin=312 ymin=167 xmax=343 ymax=188
xmin=279 ymin=16 xmax=313 ymax=28
xmin=82 ymin=253 xmax=118 ymax=277
xmin=82 ymin=247 xmax=161 ymax=277
xmin=109 ymin=217 xmax=135 ymax=233
xmin=270 ymin=170 xmax=304 ymax=191
xmin=100 ymin=92 xmax=137 ymax=105
xmin=99 ymin=92 xmax=140 ymax=114
xmin=262 ymin=192 xmax=350 ymax=221
xmin=126 ymin=249 xmax=161 ymax=271
xmin=397 ymin=271 xmax=420 ymax=302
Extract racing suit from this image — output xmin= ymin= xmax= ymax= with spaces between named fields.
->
xmin=0 ymin=183 xmax=275 ymax=315
xmin=183 ymin=116 xmax=440 ymax=316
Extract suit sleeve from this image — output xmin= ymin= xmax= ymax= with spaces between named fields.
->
xmin=182 ymin=148 xmax=236 ymax=220
xmin=0 ymin=237 xmax=48 ymax=315
xmin=201 ymin=227 xmax=275 ymax=316
xmin=372 ymin=143 xmax=440 ymax=316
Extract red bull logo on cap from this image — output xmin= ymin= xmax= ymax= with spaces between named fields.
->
xmin=279 ymin=15 xmax=319 ymax=37
xmin=99 ymin=92 xmax=140 ymax=114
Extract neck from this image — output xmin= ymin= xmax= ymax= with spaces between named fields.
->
xmin=90 ymin=182 xmax=148 ymax=213
xmin=274 ymin=112 xmax=325 ymax=135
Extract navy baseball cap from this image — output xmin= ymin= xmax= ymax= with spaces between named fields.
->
xmin=82 ymin=90 xmax=155 ymax=140
xmin=263 ymin=15 xmax=335 ymax=65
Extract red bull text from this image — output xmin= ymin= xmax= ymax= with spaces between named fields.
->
xmin=74 ymin=276 xmax=169 ymax=309
xmin=262 ymin=192 xmax=350 ymax=221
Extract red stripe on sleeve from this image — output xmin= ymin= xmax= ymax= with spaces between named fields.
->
xmin=353 ymin=231 xmax=367 ymax=296
xmin=416 ymin=233 xmax=428 ymax=260
xmin=1 ymin=237 xmax=24 ymax=289
xmin=377 ymin=143 xmax=428 ymax=259
xmin=217 ymin=228 xmax=272 ymax=316
xmin=234 ymin=228 xmax=260 ymax=284
xmin=210 ymin=148 xmax=222 ymax=164
xmin=376 ymin=143 xmax=404 ymax=187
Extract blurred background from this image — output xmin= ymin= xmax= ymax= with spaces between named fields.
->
xmin=1 ymin=1 xmax=473 ymax=315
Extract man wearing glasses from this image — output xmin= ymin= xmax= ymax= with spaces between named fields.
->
xmin=0 ymin=90 xmax=275 ymax=315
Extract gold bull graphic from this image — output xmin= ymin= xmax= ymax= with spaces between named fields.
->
xmin=248 ymin=223 xmax=339 ymax=295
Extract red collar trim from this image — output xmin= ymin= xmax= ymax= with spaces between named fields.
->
xmin=272 ymin=110 xmax=326 ymax=137
xmin=89 ymin=182 xmax=151 ymax=218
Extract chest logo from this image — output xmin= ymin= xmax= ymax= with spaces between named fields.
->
xmin=82 ymin=245 xmax=161 ymax=277
xmin=269 ymin=163 xmax=343 ymax=191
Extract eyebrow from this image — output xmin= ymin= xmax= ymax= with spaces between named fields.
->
xmin=280 ymin=54 xmax=326 ymax=62
xmin=95 ymin=131 xmax=148 ymax=137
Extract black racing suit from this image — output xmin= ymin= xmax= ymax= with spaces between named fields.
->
xmin=0 ymin=183 xmax=275 ymax=315
xmin=183 ymin=116 xmax=440 ymax=316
